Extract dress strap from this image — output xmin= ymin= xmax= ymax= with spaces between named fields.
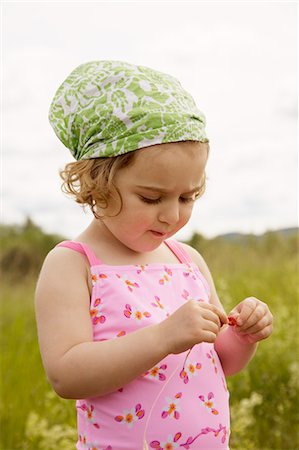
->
xmin=165 ymin=239 xmax=211 ymax=297
xmin=55 ymin=240 xmax=103 ymax=267
xmin=164 ymin=239 xmax=194 ymax=265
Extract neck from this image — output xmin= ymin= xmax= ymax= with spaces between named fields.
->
xmin=77 ymin=218 xmax=142 ymax=257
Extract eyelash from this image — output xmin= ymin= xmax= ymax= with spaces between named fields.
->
xmin=139 ymin=196 xmax=196 ymax=205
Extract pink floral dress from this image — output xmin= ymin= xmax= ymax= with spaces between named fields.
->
xmin=56 ymin=239 xmax=230 ymax=449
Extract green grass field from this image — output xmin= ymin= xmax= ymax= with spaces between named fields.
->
xmin=0 ymin=223 xmax=298 ymax=449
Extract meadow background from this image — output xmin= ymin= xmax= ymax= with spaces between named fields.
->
xmin=2 ymin=2 xmax=297 ymax=449
xmin=0 ymin=219 xmax=298 ymax=450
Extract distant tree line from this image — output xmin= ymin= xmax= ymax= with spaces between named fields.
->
xmin=0 ymin=218 xmax=65 ymax=282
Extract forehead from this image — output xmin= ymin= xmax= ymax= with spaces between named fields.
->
xmin=118 ymin=142 xmax=208 ymax=190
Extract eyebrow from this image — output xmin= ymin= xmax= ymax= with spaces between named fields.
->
xmin=135 ymin=185 xmax=200 ymax=195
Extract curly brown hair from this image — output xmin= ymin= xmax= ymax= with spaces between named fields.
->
xmin=59 ymin=143 xmax=209 ymax=219
xmin=60 ymin=152 xmax=136 ymax=219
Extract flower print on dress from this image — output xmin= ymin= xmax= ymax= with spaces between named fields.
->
xmin=136 ymin=264 xmax=148 ymax=274
xmin=180 ymin=424 xmax=228 ymax=447
xmin=151 ymin=295 xmax=170 ymax=317
xmin=91 ymin=272 xmax=107 ymax=286
xmin=183 ymin=264 xmax=198 ymax=281
xmin=179 ymin=358 xmax=202 ymax=384
xmin=116 ymin=330 xmax=126 ymax=337
xmin=143 ymin=363 xmax=167 ymax=381
xmin=181 ymin=289 xmax=205 ymax=303
xmin=149 ymin=432 xmax=182 ymax=449
xmin=116 ymin=273 xmax=140 ymax=292
xmin=198 ymin=392 xmax=219 ymax=415
xmin=77 ymin=403 xmax=100 ymax=429
xmin=151 ymin=295 xmax=164 ymax=310
xmin=90 ymin=298 xmax=106 ymax=325
xmin=161 ymin=392 xmax=182 ymax=419
xmin=78 ymin=434 xmax=87 ymax=447
xmin=155 ymin=424 xmax=228 ymax=448
xmin=78 ymin=435 xmax=112 ymax=450
xmin=206 ymin=349 xmax=218 ymax=374
xmin=114 ymin=403 xmax=145 ymax=428
xmin=159 ymin=267 xmax=173 ymax=285
xmin=124 ymin=303 xmax=151 ymax=320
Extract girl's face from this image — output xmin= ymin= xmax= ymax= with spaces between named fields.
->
xmin=98 ymin=142 xmax=208 ymax=253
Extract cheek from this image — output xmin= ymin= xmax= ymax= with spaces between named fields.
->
xmin=121 ymin=202 xmax=154 ymax=227
xmin=180 ymin=205 xmax=194 ymax=222
xmin=133 ymin=209 xmax=155 ymax=227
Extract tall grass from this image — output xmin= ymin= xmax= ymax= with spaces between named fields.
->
xmin=213 ymin=259 xmax=299 ymax=450
xmin=0 ymin=282 xmax=77 ymax=450
xmin=0 ymin=223 xmax=298 ymax=449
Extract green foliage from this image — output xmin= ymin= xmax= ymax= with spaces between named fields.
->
xmin=0 ymin=219 xmax=298 ymax=449
xmin=0 ymin=280 xmax=77 ymax=450
xmin=25 ymin=392 xmax=77 ymax=450
xmin=0 ymin=218 xmax=65 ymax=282
xmin=185 ymin=229 xmax=299 ymax=450
xmin=230 ymin=391 xmax=263 ymax=449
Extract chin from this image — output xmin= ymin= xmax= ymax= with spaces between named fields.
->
xmin=127 ymin=240 xmax=163 ymax=254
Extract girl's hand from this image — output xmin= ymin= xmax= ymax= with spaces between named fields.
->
xmin=228 ymin=297 xmax=273 ymax=344
xmin=159 ymin=300 xmax=228 ymax=355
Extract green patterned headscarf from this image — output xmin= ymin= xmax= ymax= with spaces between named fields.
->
xmin=49 ymin=60 xmax=208 ymax=160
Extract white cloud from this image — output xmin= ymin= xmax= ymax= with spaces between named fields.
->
xmin=2 ymin=2 xmax=297 ymax=239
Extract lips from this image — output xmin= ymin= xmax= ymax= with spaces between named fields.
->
xmin=150 ymin=230 xmax=167 ymax=237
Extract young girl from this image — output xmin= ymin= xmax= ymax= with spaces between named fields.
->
xmin=35 ymin=61 xmax=273 ymax=450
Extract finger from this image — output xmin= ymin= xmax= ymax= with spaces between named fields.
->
xmin=237 ymin=297 xmax=259 ymax=326
xmin=244 ymin=324 xmax=273 ymax=343
xmin=237 ymin=304 xmax=267 ymax=332
xmin=212 ymin=305 xmax=228 ymax=326
xmin=202 ymin=319 xmax=220 ymax=335
xmin=218 ymin=309 xmax=228 ymax=326
xmin=201 ymin=309 xmax=221 ymax=328
xmin=236 ymin=315 xmax=269 ymax=335
xmin=200 ymin=302 xmax=228 ymax=325
xmin=227 ymin=309 xmax=241 ymax=326
xmin=200 ymin=330 xmax=218 ymax=344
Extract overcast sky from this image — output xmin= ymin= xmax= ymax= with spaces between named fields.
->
xmin=2 ymin=1 xmax=297 ymax=240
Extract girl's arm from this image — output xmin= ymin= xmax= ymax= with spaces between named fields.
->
xmin=35 ymin=247 xmax=227 ymax=400
xmin=181 ymin=243 xmax=262 ymax=376
xmin=35 ymin=248 xmax=169 ymax=400
xmin=212 ymin=325 xmax=258 ymax=376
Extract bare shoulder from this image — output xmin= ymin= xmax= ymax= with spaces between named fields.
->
xmin=179 ymin=242 xmax=226 ymax=314
xmin=35 ymin=245 xmax=93 ymax=329
xmin=35 ymin=246 xmax=93 ymax=385
xmin=37 ymin=246 xmax=92 ymax=293
xmin=42 ymin=244 xmax=89 ymax=267
xmin=179 ymin=242 xmax=207 ymax=269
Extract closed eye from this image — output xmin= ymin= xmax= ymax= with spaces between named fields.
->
xmin=139 ymin=196 xmax=162 ymax=204
xmin=139 ymin=196 xmax=196 ymax=205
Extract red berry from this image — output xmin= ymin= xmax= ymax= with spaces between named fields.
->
xmin=228 ymin=316 xmax=238 ymax=326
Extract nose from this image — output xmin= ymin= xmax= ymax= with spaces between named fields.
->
xmin=158 ymin=200 xmax=180 ymax=225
